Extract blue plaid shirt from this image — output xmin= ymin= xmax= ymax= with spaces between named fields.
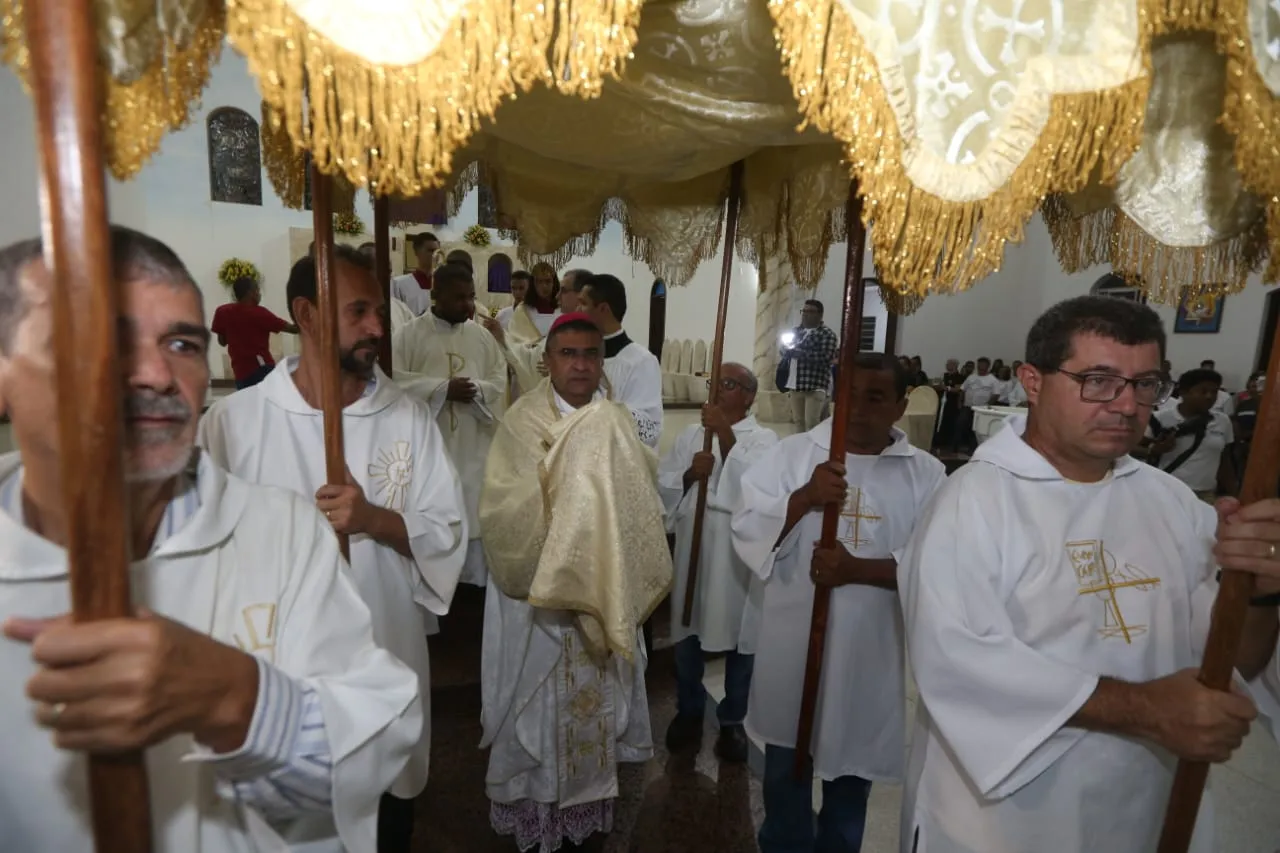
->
xmin=788 ymin=323 xmax=839 ymax=392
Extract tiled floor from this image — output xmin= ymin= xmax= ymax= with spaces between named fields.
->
xmin=420 ymin=586 xmax=1280 ymax=852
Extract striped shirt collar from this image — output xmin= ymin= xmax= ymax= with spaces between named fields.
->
xmin=0 ymin=462 xmax=202 ymax=556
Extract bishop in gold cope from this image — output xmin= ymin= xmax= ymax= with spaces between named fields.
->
xmin=731 ymin=353 xmax=945 ymax=853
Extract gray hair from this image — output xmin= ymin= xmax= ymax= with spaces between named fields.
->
xmin=0 ymin=226 xmax=199 ymax=354
xmin=723 ymin=361 xmax=758 ymax=392
xmin=562 ymin=269 xmax=593 ymax=291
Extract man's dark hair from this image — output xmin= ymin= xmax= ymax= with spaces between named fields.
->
xmin=0 ymin=226 xmax=197 ymax=354
xmin=512 ymin=269 xmax=533 ymax=284
xmin=445 ymin=249 xmax=474 ymax=272
xmin=582 ymin=273 xmax=628 ymax=320
xmin=232 ymin=276 xmax=258 ymax=301
xmin=804 ymin=299 xmax=824 ymax=315
xmin=1200 ymin=360 xmax=1216 ymax=369
xmin=977 ymin=356 xmax=991 ymax=365
xmin=286 ymin=243 xmax=374 ymax=322
xmin=545 ymin=318 xmax=602 ymax=351
xmin=1025 ymin=295 xmax=1166 ymax=373
xmin=433 ymin=262 xmax=473 ymax=292
xmin=410 ymin=232 xmax=439 ymax=249
xmin=855 ymin=351 xmax=910 ymax=399
xmin=563 ymin=268 xmax=593 ymax=291
xmin=1178 ymin=368 xmax=1223 ymax=393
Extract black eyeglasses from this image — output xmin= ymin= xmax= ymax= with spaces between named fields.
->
xmin=1057 ymin=369 xmax=1173 ymax=406
xmin=706 ymin=378 xmax=752 ymax=392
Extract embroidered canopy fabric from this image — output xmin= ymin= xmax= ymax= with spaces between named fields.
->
xmin=4 ymin=0 xmax=1280 ymax=300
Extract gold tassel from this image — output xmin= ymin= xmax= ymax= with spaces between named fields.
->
xmin=768 ymin=0 xmax=1154 ymax=298
xmin=226 ymin=0 xmax=642 ymax=196
xmin=1208 ymin=0 xmax=1280 ymax=284
xmin=0 ymin=0 xmax=224 ymax=180
xmin=261 ymin=101 xmax=307 ymax=209
xmin=1042 ymin=193 xmax=1268 ymax=304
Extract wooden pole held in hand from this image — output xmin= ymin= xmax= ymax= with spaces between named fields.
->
xmin=26 ymin=0 xmax=154 ymax=848
xmin=373 ymin=192 xmax=393 ymax=376
xmin=793 ymin=181 xmax=867 ymax=780
xmin=311 ymin=166 xmax=350 ymax=560
xmin=1157 ymin=322 xmax=1280 ymax=852
xmin=681 ymin=160 xmax=746 ymax=627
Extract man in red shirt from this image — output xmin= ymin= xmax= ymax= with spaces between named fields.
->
xmin=211 ymin=277 xmax=297 ymax=389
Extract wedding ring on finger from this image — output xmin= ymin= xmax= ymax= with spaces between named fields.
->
xmin=1270 ymin=543 xmax=1278 ymax=561
xmin=49 ymin=702 xmax=66 ymax=725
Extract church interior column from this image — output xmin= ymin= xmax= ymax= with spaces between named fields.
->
xmin=752 ymin=247 xmax=796 ymax=423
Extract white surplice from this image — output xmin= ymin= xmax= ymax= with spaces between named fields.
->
xmin=502 ymin=304 xmax=561 ymax=398
xmin=732 ymin=422 xmax=945 ymax=782
xmin=389 ymin=296 xmax=416 ymax=336
xmin=658 ymin=416 xmax=778 ymax=650
xmin=481 ymin=389 xmax=653 ymax=814
xmin=897 ymin=416 xmax=1219 ymax=853
xmin=198 ymin=359 xmax=467 ymax=803
xmin=390 ymin=272 xmax=431 ymax=317
xmin=392 ymin=313 xmax=508 ymax=586
xmin=603 ymin=331 xmax=663 ymax=449
xmin=0 ymin=452 xmax=420 ymax=853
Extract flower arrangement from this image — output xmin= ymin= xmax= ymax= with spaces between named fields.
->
xmin=333 ymin=211 xmax=365 ymax=235
xmin=463 ymin=224 xmax=491 ymax=248
xmin=218 ymin=258 xmax=260 ymax=290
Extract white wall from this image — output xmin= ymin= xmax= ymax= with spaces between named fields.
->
xmin=1 ymin=54 xmax=1271 ymax=388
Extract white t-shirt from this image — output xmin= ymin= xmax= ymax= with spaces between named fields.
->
xmin=962 ymin=373 xmax=1002 ymax=407
xmin=1213 ymin=388 xmax=1235 ymax=416
xmin=1147 ymin=402 xmax=1234 ymax=492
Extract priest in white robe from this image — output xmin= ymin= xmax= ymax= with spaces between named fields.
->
xmin=578 ymin=273 xmax=663 ymax=448
xmin=479 ymin=313 xmax=671 ymax=852
xmin=390 ymin=232 xmax=439 ymax=316
xmin=0 ymin=228 xmax=419 ymax=853
xmin=659 ymin=362 xmax=778 ymax=762
xmin=897 ymin=295 xmax=1280 ymax=853
xmin=392 ymin=262 xmax=507 ymax=586
xmin=733 ymin=353 xmax=945 ymax=853
xmin=200 ymin=245 xmax=467 ymax=853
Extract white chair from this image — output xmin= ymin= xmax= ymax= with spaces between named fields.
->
xmin=692 ymin=339 xmax=708 ymax=376
xmin=901 ymin=385 xmax=939 ymax=450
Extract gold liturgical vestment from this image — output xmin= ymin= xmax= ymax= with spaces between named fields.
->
xmin=480 ymin=380 xmax=672 ymax=662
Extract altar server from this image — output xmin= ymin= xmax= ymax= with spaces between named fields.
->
xmin=659 ymin=362 xmax=778 ymax=762
xmin=495 ymin=269 xmax=531 ymax=329
xmin=0 ymin=228 xmax=419 ymax=852
xmin=479 ymin=313 xmax=670 ymax=851
xmin=732 ymin=353 xmax=945 ymax=853
xmin=200 ymin=245 xmax=467 ymax=853
xmin=390 ymin=232 xmax=439 ymax=316
xmin=578 ymin=273 xmax=663 ymax=448
xmin=392 ymin=262 xmax=507 ymax=586
xmin=501 ymin=262 xmax=561 ymax=395
xmin=898 ymin=295 xmax=1280 ymax=853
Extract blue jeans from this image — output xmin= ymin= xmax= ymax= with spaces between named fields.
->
xmin=673 ymin=636 xmax=754 ymax=725
xmin=759 ymin=745 xmax=872 ymax=853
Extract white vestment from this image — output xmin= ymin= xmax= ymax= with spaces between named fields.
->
xmin=389 ymin=297 xmax=416 ymax=336
xmin=481 ymin=390 xmax=653 ymax=815
xmin=390 ymin=272 xmax=431 ymax=317
xmin=0 ymin=453 xmax=419 ymax=853
xmin=732 ymin=422 xmax=945 ymax=782
xmin=897 ymin=416 xmax=1219 ymax=853
xmin=603 ymin=332 xmax=663 ymax=449
xmin=503 ymin=305 xmax=561 ymax=398
xmin=496 ymin=305 xmax=515 ymax=329
xmin=392 ymin=313 xmax=508 ymax=585
xmin=198 ymin=360 xmax=467 ymax=804
xmin=658 ymin=417 xmax=778 ymax=650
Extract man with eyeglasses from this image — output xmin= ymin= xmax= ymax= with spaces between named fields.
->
xmin=897 ymin=295 xmax=1280 ymax=853
xmin=658 ymin=364 xmax=779 ymax=762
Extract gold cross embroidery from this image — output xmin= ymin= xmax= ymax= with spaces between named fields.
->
xmin=1068 ymin=540 xmax=1161 ymax=643
xmin=838 ymin=488 xmax=881 ymax=550
xmin=446 ymin=352 xmax=467 ymax=432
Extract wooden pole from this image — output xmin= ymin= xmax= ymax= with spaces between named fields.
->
xmin=681 ymin=160 xmax=745 ymax=626
xmin=793 ymin=181 xmax=867 ymax=780
xmin=311 ymin=165 xmax=349 ymax=560
xmin=1157 ymin=321 xmax=1280 ymax=852
xmin=25 ymin=0 xmax=153 ymax=848
xmin=373 ymin=192 xmax=392 ymax=376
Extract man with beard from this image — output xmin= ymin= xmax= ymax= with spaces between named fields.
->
xmin=0 ymin=227 xmax=421 ymax=852
xmin=200 ymin=245 xmax=467 ymax=853
xmin=393 ymin=263 xmax=507 ymax=586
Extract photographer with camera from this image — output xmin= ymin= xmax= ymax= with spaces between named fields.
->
xmin=1139 ymin=368 xmax=1237 ymax=501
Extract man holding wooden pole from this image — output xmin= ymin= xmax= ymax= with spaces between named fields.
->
xmin=0 ymin=228 xmax=422 ymax=852
xmin=732 ymin=353 xmax=944 ymax=853
xmin=897 ymin=295 xmax=1280 ymax=853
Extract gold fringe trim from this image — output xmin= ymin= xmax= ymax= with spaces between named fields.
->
xmin=261 ymin=101 xmax=356 ymax=214
xmin=0 ymin=0 xmax=224 ymax=180
xmin=226 ymin=0 xmax=642 ymax=197
xmin=768 ymin=0 xmax=1155 ymax=298
xmin=1209 ymin=0 xmax=1280 ymax=283
xmin=1042 ymin=194 xmax=1268 ymax=304
xmin=880 ymin=282 xmax=926 ymax=317
xmin=736 ymin=192 xmax=849 ymax=290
